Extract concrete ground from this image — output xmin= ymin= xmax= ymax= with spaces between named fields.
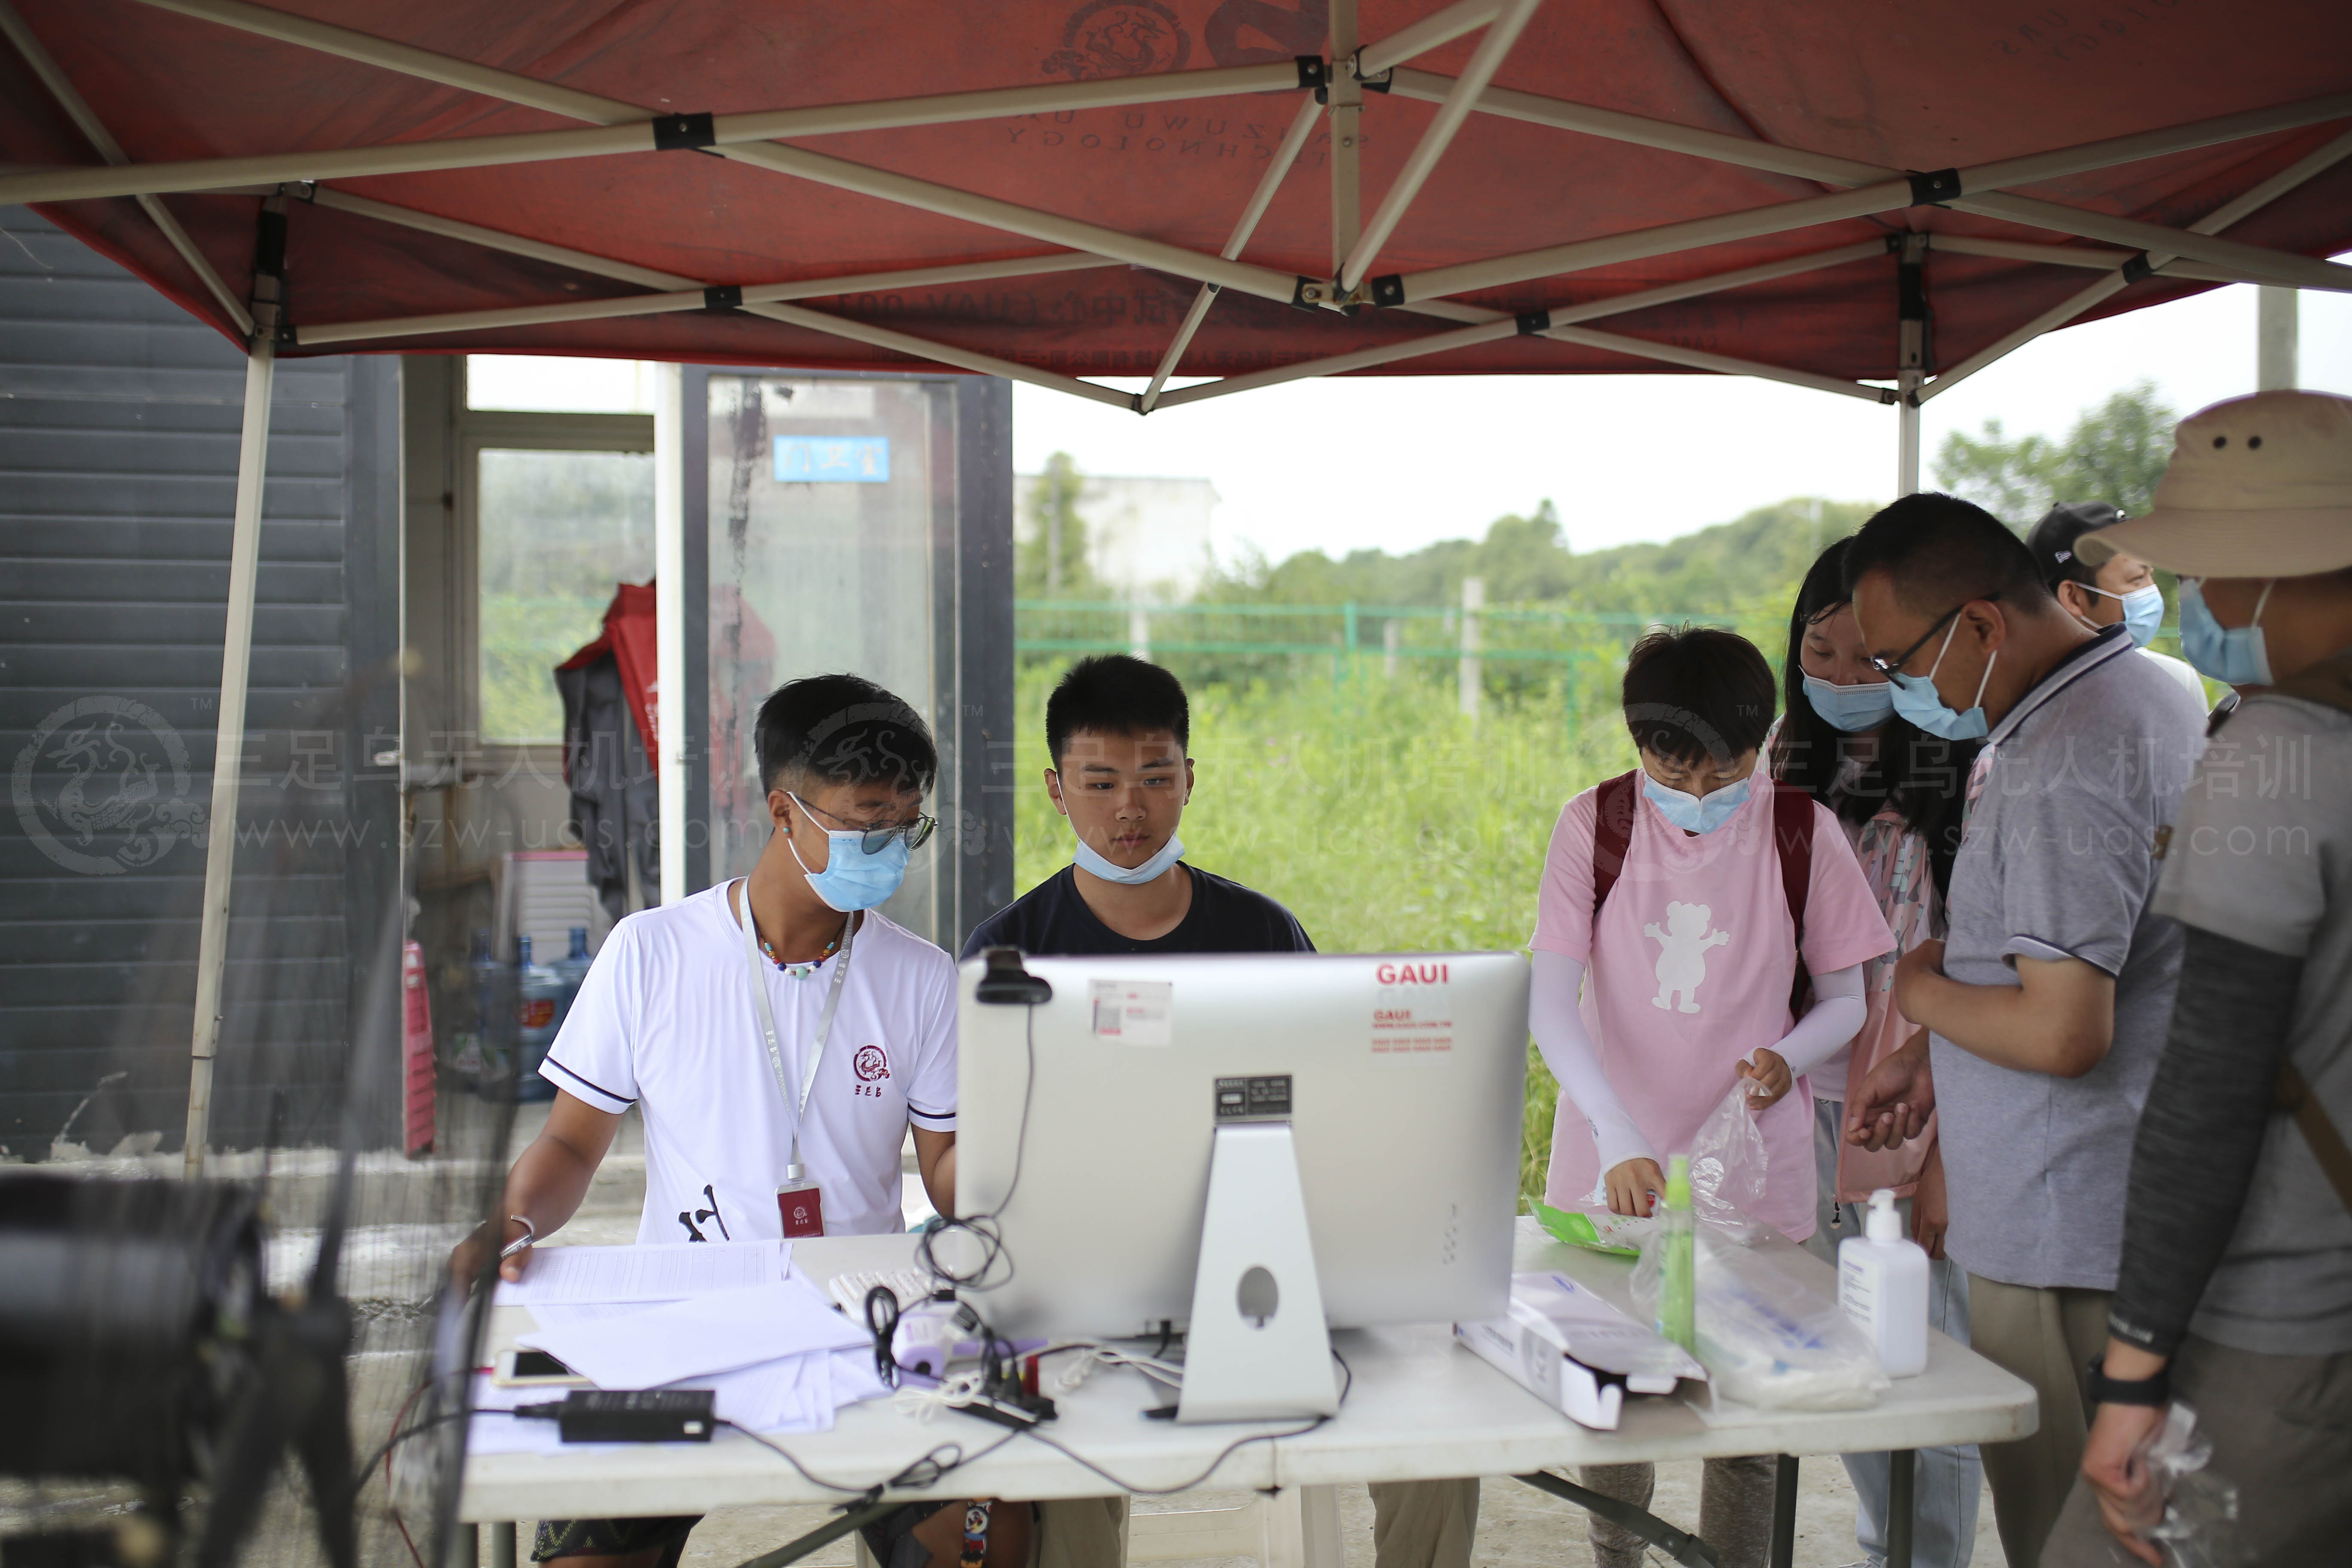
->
xmin=501 ymin=1105 xmax=2007 ymax=1568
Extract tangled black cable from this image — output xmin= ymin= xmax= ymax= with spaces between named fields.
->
xmin=720 ymin=1423 xmax=1021 ymax=1499
xmin=914 ymin=1003 xmax=1037 ymax=1292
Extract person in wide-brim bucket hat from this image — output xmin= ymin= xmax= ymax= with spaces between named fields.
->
xmin=2041 ymin=386 xmax=2352 ymax=1568
xmin=2081 ymin=389 xmax=2352 ymax=578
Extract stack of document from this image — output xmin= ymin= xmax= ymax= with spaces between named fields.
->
xmin=472 ymin=1242 xmax=888 ymax=1453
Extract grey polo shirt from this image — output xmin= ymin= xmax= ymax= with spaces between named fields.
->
xmin=1934 ymin=626 xmax=2206 ymax=1290
xmin=2156 ymin=694 xmax=2352 ymax=1353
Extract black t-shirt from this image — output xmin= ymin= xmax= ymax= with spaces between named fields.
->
xmin=959 ymin=864 xmax=1317 ymax=959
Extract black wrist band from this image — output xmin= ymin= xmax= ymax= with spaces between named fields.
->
xmin=2087 ymin=1353 xmax=2170 ymax=1407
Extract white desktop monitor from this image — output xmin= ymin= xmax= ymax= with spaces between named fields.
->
xmin=952 ymin=952 xmax=1529 ymax=1376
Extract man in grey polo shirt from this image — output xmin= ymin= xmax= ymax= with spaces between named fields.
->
xmin=1842 ymin=492 xmax=2204 ymax=1568
xmin=2040 ymin=391 xmax=2352 ymax=1567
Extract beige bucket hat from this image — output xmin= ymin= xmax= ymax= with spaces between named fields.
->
xmin=2080 ymin=390 xmax=2352 ymax=578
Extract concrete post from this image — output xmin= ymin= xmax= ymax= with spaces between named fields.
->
xmin=2258 ymin=286 xmax=2299 ymax=390
xmin=1458 ymin=577 xmax=1484 ymax=721
xmin=1128 ymin=602 xmax=1150 ymax=661
xmin=1383 ymin=617 xmax=1401 ymax=679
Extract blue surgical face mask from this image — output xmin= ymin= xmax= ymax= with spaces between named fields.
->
xmin=1888 ymin=616 xmax=1998 ymax=741
xmin=2179 ymin=579 xmax=2275 ymax=687
xmin=1642 ymin=772 xmax=1751 ymax=835
xmin=786 ymin=811 xmax=913 ymax=912
xmin=1075 ymin=832 xmax=1185 ymax=885
xmin=1803 ymin=673 xmax=1896 ymax=734
xmin=2083 ymin=583 xmax=2165 ymax=649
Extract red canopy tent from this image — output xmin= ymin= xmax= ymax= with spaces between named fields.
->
xmin=3 ymin=0 xmax=2348 ymax=1162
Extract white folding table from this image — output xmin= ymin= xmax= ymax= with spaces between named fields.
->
xmin=458 ymin=1219 xmax=2034 ymax=1568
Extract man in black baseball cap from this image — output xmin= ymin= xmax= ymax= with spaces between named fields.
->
xmin=2024 ymin=501 xmax=2208 ymax=708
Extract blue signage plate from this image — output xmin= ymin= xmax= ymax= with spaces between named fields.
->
xmin=773 ymin=435 xmax=890 ymax=483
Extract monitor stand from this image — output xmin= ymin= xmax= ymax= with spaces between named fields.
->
xmin=1176 ymin=1122 xmax=1342 ymax=1424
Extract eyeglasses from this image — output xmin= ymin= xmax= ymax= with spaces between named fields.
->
xmin=789 ymin=792 xmax=937 ymax=854
xmin=1866 ymin=590 xmax=2001 ymax=676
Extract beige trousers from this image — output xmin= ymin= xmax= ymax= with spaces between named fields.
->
xmin=1965 ymin=1275 xmax=2111 ymax=1568
xmin=2041 ymin=1333 xmax=2352 ymax=1568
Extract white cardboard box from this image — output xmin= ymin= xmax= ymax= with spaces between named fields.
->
xmin=1455 ymin=1271 xmax=1706 ymax=1430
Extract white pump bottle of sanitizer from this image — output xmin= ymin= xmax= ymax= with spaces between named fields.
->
xmin=1838 ymin=1188 xmax=1929 ymax=1377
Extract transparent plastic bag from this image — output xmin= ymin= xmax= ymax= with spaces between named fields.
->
xmin=1632 ymin=1213 xmax=1889 ymax=1411
xmin=1687 ymin=1081 xmax=1773 ymax=1242
xmin=2137 ymin=1402 xmax=2241 ymax=1568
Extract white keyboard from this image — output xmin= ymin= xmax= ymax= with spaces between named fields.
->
xmin=826 ymin=1267 xmax=949 ymax=1317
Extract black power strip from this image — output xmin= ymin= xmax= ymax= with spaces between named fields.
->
xmin=515 ymin=1390 xmax=717 ymax=1443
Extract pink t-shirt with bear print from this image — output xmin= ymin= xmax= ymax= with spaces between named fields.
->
xmin=1532 ymin=773 xmax=1895 ymax=1241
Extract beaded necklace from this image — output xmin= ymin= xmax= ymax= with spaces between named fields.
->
xmin=759 ymin=913 xmax=850 ymax=978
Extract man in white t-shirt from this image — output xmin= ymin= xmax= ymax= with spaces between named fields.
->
xmin=453 ymin=674 xmax=996 ymax=1568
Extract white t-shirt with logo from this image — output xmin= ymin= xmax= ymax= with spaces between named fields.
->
xmin=541 ymin=881 xmax=958 ymax=1242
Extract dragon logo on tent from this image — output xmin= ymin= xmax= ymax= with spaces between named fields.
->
xmin=1043 ymin=0 xmax=1191 ymax=79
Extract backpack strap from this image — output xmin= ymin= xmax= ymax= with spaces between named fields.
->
xmin=1591 ymin=769 xmax=1639 ymax=921
xmin=2276 ymin=1060 xmax=2352 ymax=1217
xmin=1771 ymin=783 xmax=1815 ymax=1017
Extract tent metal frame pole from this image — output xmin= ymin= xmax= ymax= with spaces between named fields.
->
xmin=1140 ymin=95 xmax=1323 ymax=413
xmin=295 ymin=189 xmax=1144 ymax=407
xmin=293 ymin=252 xmax=1120 ymax=347
xmin=107 ymin=0 xmax=2352 ymax=311
xmin=0 ymin=59 xmax=1308 ymax=208
xmin=1924 ymin=233 xmax=2253 ymax=284
xmin=0 ymin=0 xmax=251 ymax=334
xmin=1950 ymin=190 xmax=2352 ymax=292
xmin=1394 ymin=91 xmax=2352 ymax=303
xmin=1919 ymin=126 xmax=2352 ymax=403
xmin=1156 ymin=240 xmax=1890 ymax=406
xmin=1339 ymin=0 xmax=1542 ymax=292
xmin=1897 ymin=373 xmax=1923 ymax=496
xmin=1329 ymin=0 xmax=1363 ymax=277
xmin=1357 ymin=0 xmax=1502 ymax=78
xmin=184 ymin=183 xmax=280 ymax=1173
xmin=126 ymin=0 xmax=1309 ymax=306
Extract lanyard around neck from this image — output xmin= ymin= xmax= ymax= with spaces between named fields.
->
xmin=735 ymin=879 xmax=854 ymax=1179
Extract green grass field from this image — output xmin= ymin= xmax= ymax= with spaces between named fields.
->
xmin=1008 ymin=660 xmax=1652 ymax=1206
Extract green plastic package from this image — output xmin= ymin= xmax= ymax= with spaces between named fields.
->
xmin=1531 ymin=1199 xmax=1651 ymax=1258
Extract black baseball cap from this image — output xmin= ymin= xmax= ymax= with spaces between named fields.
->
xmin=2025 ymin=501 xmax=2123 ymax=590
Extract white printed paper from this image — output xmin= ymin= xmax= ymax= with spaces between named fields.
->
xmin=494 ymin=1240 xmax=787 ymax=1306
xmin=1090 ymin=979 xmax=1173 ymax=1045
xmin=516 ymin=1279 xmax=870 ymax=1388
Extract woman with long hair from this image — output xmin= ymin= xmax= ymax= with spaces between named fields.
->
xmin=1772 ymin=535 xmax=1984 ymax=1568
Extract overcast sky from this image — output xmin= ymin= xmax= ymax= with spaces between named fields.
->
xmin=1012 ymin=277 xmax=2352 ymax=565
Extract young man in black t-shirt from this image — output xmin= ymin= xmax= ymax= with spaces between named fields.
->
xmin=961 ymin=656 xmax=1475 ymax=1568
xmin=960 ymin=654 xmax=1313 ymax=959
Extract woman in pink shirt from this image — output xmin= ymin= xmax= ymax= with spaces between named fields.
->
xmin=1529 ymin=627 xmax=1894 ymax=1568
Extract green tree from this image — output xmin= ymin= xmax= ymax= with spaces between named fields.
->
xmin=1016 ymin=451 xmax=1106 ymax=599
xmin=1935 ymin=380 xmax=2177 ymax=525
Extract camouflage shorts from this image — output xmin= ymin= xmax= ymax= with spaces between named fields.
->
xmin=531 ymin=1515 xmax=701 ymax=1565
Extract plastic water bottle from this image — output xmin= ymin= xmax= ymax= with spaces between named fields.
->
xmin=450 ymin=928 xmax=499 ymax=1084
xmin=553 ymin=927 xmax=593 ymax=1029
xmin=1839 ymin=1188 xmax=1929 ymax=1376
xmin=1657 ymin=1152 xmax=1696 ymax=1351
xmin=512 ymin=934 xmax=563 ymax=1103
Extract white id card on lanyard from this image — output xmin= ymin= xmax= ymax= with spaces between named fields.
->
xmin=737 ymin=879 xmax=854 ymax=1237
